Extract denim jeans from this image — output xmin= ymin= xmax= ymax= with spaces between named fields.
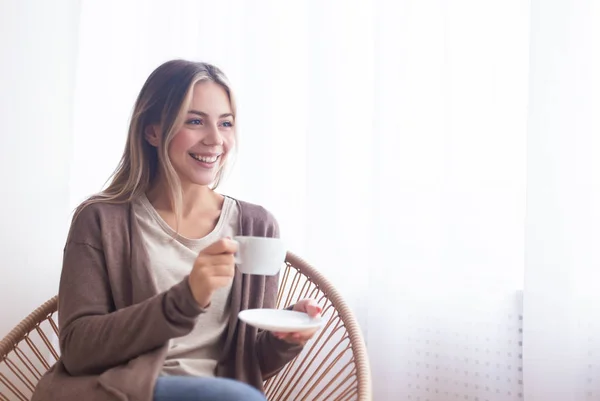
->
xmin=153 ymin=376 xmax=267 ymax=401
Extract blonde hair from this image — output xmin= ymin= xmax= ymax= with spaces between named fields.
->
xmin=75 ymin=59 xmax=236 ymax=222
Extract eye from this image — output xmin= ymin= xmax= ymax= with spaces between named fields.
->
xmin=187 ymin=118 xmax=203 ymax=126
xmin=221 ymin=120 xmax=234 ymax=128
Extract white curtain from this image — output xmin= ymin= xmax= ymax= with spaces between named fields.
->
xmin=66 ymin=1 xmax=599 ymax=400
xmin=524 ymin=0 xmax=600 ymax=400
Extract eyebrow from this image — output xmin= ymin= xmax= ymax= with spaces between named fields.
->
xmin=188 ymin=110 xmax=234 ymax=119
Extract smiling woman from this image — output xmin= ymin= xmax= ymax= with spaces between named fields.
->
xmin=30 ymin=60 xmax=322 ymax=401
xmin=74 ymin=61 xmax=238 ymax=224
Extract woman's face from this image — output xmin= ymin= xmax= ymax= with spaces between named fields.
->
xmin=149 ymin=80 xmax=236 ymax=187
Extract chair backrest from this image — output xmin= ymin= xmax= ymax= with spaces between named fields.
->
xmin=0 ymin=252 xmax=371 ymax=401
xmin=264 ymin=253 xmax=371 ymax=401
xmin=0 ymin=297 xmax=59 ymax=401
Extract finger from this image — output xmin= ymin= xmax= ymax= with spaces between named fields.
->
xmin=306 ymin=303 xmax=322 ymax=318
xmin=211 ymin=254 xmax=236 ymax=266
xmin=209 ymin=264 xmax=236 ymax=277
xmin=193 ymin=263 xmax=235 ymax=279
xmin=283 ymin=331 xmax=305 ymax=340
xmin=278 ymin=334 xmax=303 ymax=345
xmin=291 ymin=328 xmax=318 ymax=339
xmin=196 ymin=254 xmax=235 ymax=269
xmin=273 ymin=333 xmax=295 ymax=343
xmin=201 ymin=238 xmax=239 ymax=255
xmin=292 ymin=299 xmax=308 ymax=312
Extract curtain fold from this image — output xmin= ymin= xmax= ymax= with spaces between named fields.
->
xmin=524 ymin=0 xmax=600 ymax=400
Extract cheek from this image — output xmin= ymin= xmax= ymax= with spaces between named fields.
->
xmin=223 ymin=132 xmax=236 ymax=154
xmin=168 ymin=130 xmax=196 ymax=157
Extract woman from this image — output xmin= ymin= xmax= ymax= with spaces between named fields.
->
xmin=32 ymin=60 xmax=320 ymax=401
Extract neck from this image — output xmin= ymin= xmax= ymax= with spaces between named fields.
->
xmin=146 ymin=175 xmax=220 ymax=217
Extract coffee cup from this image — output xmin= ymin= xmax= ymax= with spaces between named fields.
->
xmin=234 ymin=236 xmax=286 ymax=276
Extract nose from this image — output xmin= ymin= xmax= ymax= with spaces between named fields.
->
xmin=201 ymin=123 xmax=223 ymax=147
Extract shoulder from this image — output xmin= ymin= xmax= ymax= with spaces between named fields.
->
xmin=231 ymin=198 xmax=280 ymax=238
xmin=68 ymin=200 xmax=132 ymax=246
xmin=236 ymin=199 xmax=278 ymax=224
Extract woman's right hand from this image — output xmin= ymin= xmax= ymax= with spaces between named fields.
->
xmin=188 ymin=238 xmax=238 ymax=308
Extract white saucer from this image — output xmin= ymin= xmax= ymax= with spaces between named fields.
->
xmin=238 ymin=309 xmax=324 ymax=333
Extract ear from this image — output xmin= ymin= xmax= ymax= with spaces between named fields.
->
xmin=144 ymin=125 xmax=160 ymax=147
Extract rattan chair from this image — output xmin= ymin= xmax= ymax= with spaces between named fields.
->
xmin=0 ymin=252 xmax=372 ymax=401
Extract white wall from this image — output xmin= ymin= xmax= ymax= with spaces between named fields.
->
xmin=0 ymin=0 xmax=81 ymax=337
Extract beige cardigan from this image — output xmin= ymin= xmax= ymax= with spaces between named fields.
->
xmin=31 ymin=198 xmax=302 ymax=401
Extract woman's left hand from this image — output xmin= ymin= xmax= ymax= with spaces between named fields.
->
xmin=272 ymin=299 xmax=322 ymax=345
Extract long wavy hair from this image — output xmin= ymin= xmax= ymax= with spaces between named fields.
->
xmin=74 ymin=59 xmax=237 ymax=222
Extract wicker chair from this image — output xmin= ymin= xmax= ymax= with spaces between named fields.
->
xmin=0 ymin=252 xmax=372 ymax=401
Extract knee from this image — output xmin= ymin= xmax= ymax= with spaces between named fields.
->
xmin=216 ymin=378 xmax=266 ymax=401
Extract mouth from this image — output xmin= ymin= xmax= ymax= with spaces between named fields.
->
xmin=189 ymin=152 xmax=221 ymax=165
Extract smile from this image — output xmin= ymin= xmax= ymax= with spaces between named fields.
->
xmin=189 ymin=153 xmax=221 ymax=163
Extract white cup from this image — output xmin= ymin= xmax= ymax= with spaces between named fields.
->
xmin=234 ymin=236 xmax=287 ymax=276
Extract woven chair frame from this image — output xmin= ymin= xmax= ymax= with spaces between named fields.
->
xmin=0 ymin=252 xmax=371 ymax=401
xmin=0 ymin=297 xmax=58 ymax=401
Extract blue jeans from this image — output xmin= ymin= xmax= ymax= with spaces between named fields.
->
xmin=153 ymin=376 xmax=267 ymax=401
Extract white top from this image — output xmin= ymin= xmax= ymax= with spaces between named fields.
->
xmin=133 ymin=195 xmax=239 ymax=377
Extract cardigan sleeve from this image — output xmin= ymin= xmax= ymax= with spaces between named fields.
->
xmin=58 ymin=204 xmax=206 ymax=376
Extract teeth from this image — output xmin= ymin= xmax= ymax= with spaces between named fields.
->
xmin=190 ymin=153 xmax=219 ymax=163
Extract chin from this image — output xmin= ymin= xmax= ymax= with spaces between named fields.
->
xmin=176 ymin=162 xmax=225 ymax=188
xmin=185 ymin=173 xmax=219 ymax=187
